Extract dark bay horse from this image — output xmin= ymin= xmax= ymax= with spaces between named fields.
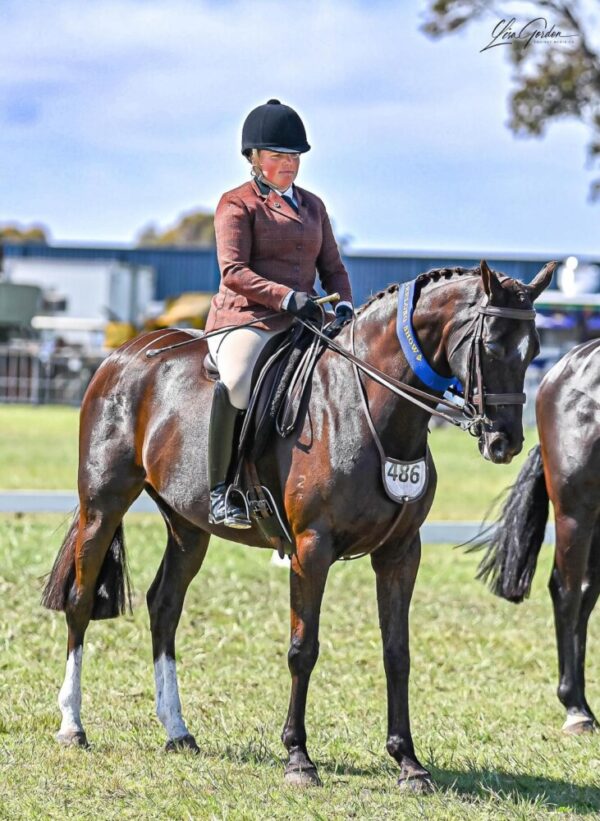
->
xmin=478 ymin=338 xmax=600 ymax=734
xmin=42 ymin=261 xmax=553 ymax=791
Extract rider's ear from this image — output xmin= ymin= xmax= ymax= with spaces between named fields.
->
xmin=480 ymin=260 xmax=503 ymax=303
xmin=526 ymin=261 xmax=557 ymax=301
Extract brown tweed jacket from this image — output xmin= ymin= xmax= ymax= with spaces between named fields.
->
xmin=205 ymin=178 xmax=353 ymax=333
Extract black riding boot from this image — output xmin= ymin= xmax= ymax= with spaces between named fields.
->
xmin=208 ymin=381 xmax=251 ymax=528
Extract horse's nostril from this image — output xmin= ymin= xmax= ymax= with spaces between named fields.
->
xmin=490 ymin=436 xmax=508 ymax=461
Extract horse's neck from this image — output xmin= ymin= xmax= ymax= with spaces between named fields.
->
xmin=351 ymin=277 xmax=478 ymax=457
xmin=351 ymin=294 xmax=437 ymax=460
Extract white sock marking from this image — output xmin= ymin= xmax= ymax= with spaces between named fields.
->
xmin=154 ymin=654 xmax=189 ymax=740
xmin=58 ymin=646 xmax=84 ymax=736
xmin=563 ymin=712 xmax=591 ymax=729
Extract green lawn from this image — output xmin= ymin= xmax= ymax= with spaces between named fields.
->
xmin=0 ymin=405 xmax=79 ymax=491
xmin=0 ymin=404 xmax=536 ymax=521
xmin=0 ymin=515 xmax=598 ymax=819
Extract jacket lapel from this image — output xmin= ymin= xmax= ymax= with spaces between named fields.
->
xmin=252 ymin=177 xmax=302 ymax=223
xmin=267 ymin=192 xmax=302 ymax=223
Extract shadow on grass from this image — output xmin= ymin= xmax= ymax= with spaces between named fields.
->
xmin=317 ymin=761 xmax=599 ymax=812
xmin=431 ymin=766 xmax=599 ymax=814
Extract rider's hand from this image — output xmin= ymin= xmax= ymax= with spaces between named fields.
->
xmin=285 ymin=291 xmax=322 ymax=323
xmin=324 ymin=304 xmax=354 ymax=338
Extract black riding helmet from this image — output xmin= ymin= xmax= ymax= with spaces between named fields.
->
xmin=241 ymin=99 xmax=311 ymax=157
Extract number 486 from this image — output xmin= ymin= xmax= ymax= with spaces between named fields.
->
xmin=387 ymin=463 xmax=421 ymax=484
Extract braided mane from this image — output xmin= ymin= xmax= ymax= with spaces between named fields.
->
xmin=355 ymin=265 xmax=480 ymax=316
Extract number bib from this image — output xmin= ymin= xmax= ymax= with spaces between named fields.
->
xmin=382 ymin=456 xmax=428 ymax=503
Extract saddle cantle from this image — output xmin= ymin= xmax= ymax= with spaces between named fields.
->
xmin=204 ymin=324 xmax=325 ymax=556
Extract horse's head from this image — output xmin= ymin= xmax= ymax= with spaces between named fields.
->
xmin=451 ymin=260 xmax=554 ymax=463
xmin=414 ymin=260 xmax=555 ymax=464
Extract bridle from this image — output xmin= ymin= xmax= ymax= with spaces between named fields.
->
xmin=460 ymin=300 xmax=537 ymax=435
xmin=299 ymin=288 xmax=537 ymax=436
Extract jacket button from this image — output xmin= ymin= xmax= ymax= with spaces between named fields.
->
xmin=296 ymin=244 xmax=301 ymax=250
xmin=274 ymin=202 xmax=281 ymax=208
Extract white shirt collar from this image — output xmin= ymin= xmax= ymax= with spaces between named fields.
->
xmin=279 ymin=184 xmax=294 ymax=198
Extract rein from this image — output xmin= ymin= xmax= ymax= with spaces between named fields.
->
xmin=145 ymin=282 xmax=536 ymax=434
xmin=293 ymin=315 xmax=482 ymax=432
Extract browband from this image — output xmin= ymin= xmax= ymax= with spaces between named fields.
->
xmin=479 ymin=305 xmax=536 ymax=320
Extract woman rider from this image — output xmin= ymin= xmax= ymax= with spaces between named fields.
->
xmin=205 ymin=99 xmax=354 ymax=528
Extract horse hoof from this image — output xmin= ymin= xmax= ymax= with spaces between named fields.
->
xmin=57 ymin=730 xmax=89 ymax=748
xmin=562 ymin=718 xmax=596 ymax=735
xmin=165 ymin=733 xmax=200 ymax=753
xmin=284 ymin=766 xmax=322 ymax=787
xmin=398 ymin=775 xmax=435 ymax=794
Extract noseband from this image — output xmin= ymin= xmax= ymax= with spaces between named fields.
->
xmin=462 ymin=301 xmax=536 ymax=434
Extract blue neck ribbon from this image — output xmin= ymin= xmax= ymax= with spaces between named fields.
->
xmin=396 ymin=280 xmax=462 ymax=394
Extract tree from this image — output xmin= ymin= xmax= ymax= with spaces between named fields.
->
xmin=136 ymin=209 xmax=215 ymax=247
xmin=0 ymin=223 xmax=49 ymax=243
xmin=421 ymin=1 xmax=600 ymax=198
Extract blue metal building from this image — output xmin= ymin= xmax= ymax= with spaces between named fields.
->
xmin=3 ymin=243 xmax=563 ymax=307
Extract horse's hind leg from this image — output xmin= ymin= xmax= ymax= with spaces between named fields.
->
xmin=573 ymin=535 xmax=600 ymax=728
xmin=57 ymin=491 xmax=139 ymax=746
xmin=550 ymin=512 xmax=600 ymax=733
xmin=549 ymin=508 xmax=599 ymax=733
xmin=146 ymin=510 xmax=210 ymax=751
xmin=281 ymin=533 xmax=335 ymax=787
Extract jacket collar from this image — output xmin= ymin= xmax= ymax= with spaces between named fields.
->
xmin=251 ymin=176 xmax=303 ymax=223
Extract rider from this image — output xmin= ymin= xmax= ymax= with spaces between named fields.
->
xmin=205 ymin=98 xmax=354 ymax=528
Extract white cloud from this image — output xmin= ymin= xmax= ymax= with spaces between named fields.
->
xmin=0 ymin=0 xmax=597 ymax=253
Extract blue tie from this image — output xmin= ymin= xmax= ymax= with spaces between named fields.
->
xmin=282 ymin=194 xmax=299 ymax=214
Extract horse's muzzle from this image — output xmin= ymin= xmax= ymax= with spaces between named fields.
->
xmin=478 ymin=431 xmax=522 ymax=464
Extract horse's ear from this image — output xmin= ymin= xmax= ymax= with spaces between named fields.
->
xmin=480 ymin=259 xmax=503 ymax=303
xmin=526 ymin=261 xmax=557 ymax=301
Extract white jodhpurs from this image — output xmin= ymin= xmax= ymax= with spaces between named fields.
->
xmin=207 ymin=326 xmax=286 ymax=410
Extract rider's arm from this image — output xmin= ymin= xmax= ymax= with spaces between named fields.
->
xmin=215 ymin=194 xmax=292 ymax=311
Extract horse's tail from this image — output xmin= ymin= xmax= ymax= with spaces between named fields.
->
xmin=476 ymin=444 xmax=549 ymax=603
xmin=41 ymin=508 xmax=132 ymax=620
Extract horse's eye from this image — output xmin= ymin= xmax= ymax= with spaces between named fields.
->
xmin=483 ymin=341 xmax=505 ymax=360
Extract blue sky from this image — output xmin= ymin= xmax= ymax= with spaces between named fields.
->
xmin=1 ymin=0 xmax=598 ymax=256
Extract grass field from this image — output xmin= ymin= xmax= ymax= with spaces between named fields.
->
xmin=0 ymin=514 xmax=598 ymax=819
xmin=0 ymin=404 xmax=538 ymax=521
xmin=2 ymin=404 xmax=593 ymax=819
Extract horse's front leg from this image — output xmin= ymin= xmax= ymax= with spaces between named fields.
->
xmin=282 ymin=532 xmax=334 ymax=787
xmin=371 ymin=534 xmax=433 ymax=793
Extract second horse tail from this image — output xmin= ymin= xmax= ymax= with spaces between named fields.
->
xmin=476 ymin=444 xmax=549 ymax=603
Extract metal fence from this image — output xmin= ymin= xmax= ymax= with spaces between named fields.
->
xmin=0 ymin=344 xmax=104 ymax=405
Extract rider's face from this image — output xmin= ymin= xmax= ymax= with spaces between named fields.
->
xmin=258 ymin=150 xmax=300 ymax=190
